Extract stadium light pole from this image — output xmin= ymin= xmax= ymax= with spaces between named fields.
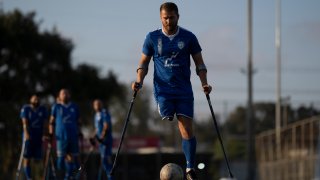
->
xmin=275 ymin=0 xmax=282 ymax=160
xmin=246 ymin=0 xmax=255 ymax=179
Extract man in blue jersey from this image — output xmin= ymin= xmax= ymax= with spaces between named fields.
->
xmin=49 ymin=89 xmax=81 ymax=179
xmin=90 ymin=99 xmax=113 ymax=179
xmin=20 ymin=94 xmax=48 ymax=180
xmin=132 ymin=2 xmax=212 ymax=180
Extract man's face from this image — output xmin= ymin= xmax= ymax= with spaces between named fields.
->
xmin=30 ymin=95 xmax=39 ymax=107
xmin=160 ymin=10 xmax=179 ymax=34
xmin=93 ymin=100 xmax=102 ymax=112
xmin=59 ymin=89 xmax=70 ymax=103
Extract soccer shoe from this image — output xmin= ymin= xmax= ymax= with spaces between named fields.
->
xmin=186 ymin=169 xmax=198 ymax=180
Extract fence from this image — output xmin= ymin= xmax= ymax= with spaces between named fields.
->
xmin=256 ymin=115 xmax=320 ymax=180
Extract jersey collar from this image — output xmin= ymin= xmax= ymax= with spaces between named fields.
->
xmin=161 ymin=26 xmax=180 ymax=41
xmin=28 ymin=104 xmax=40 ymax=112
xmin=61 ymin=102 xmax=72 ymax=108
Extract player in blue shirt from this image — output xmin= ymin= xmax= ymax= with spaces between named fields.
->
xmin=20 ymin=94 xmax=48 ymax=180
xmin=89 ymin=99 xmax=113 ymax=179
xmin=132 ymin=2 xmax=212 ymax=180
xmin=49 ymin=89 xmax=81 ymax=179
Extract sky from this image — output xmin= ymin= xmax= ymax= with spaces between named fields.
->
xmin=3 ymin=0 xmax=320 ymax=122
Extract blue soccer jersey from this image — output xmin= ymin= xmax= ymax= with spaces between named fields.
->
xmin=94 ymin=109 xmax=112 ymax=144
xmin=20 ymin=104 xmax=48 ymax=141
xmin=51 ymin=103 xmax=79 ymax=141
xmin=20 ymin=105 xmax=48 ymax=141
xmin=142 ymin=26 xmax=202 ymax=100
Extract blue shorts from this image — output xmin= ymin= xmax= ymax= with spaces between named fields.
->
xmin=56 ymin=140 xmax=79 ymax=157
xmin=23 ymin=139 xmax=42 ymax=160
xmin=157 ymin=96 xmax=194 ymax=120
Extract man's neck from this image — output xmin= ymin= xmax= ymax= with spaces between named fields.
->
xmin=162 ymin=26 xmax=179 ymax=36
xmin=31 ymin=104 xmax=38 ymax=110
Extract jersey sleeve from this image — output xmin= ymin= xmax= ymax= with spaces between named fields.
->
xmin=100 ymin=110 xmax=110 ymax=127
xmin=20 ymin=106 xmax=28 ymax=120
xmin=189 ymin=33 xmax=202 ymax=55
xmin=142 ymin=33 xmax=154 ymax=57
xmin=51 ymin=104 xmax=57 ymax=118
xmin=105 ymin=111 xmax=111 ymax=124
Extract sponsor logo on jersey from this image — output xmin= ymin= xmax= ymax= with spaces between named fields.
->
xmin=164 ymin=52 xmax=180 ymax=68
xmin=63 ymin=115 xmax=71 ymax=123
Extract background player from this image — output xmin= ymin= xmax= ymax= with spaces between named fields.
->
xmin=132 ymin=2 xmax=212 ymax=180
xmin=20 ymin=94 xmax=48 ymax=180
xmin=90 ymin=99 xmax=113 ymax=180
xmin=49 ymin=89 xmax=81 ymax=179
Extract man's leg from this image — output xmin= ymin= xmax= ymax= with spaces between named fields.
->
xmin=65 ymin=141 xmax=80 ymax=179
xmin=177 ymin=116 xmax=197 ymax=171
xmin=99 ymin=144 xmax=113 ymax=179
xmin=23 ymin=140 xmax=32 ymax=180
xmin=23 ymin=158 xmax=32 ymax=180
xmin=102 ymin=155 xmax=113 ymax=179
xmin=65 ymin=154 xmax=74 ymax=179
xmin=33 ymin=140 xmax=43 ymax=179
xmin=56 ymin=140 xmax=67 ymax=178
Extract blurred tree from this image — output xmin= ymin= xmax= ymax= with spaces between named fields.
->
xmin=128 ymin=86 xmax=153 ymax=136
xmin=254 ymin=102 xmax=277 ymax=133
xmin=295 ymin=104 xmax=319 ymax=121
xmin=0 ymin=10 xmax=128 ymax=179
xmin=194 ymin=119 xmax=217 ymax=151
xmin=213 ymin=138 xmax=246 ymax=160
xmin=0 ymin=10 xmax=74 ymax=101
xmin=224 ymin=106 xmax=246 ymax=135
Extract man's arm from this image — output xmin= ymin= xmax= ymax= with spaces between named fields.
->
xmin=48 ymin=115 xmax=55 ymax=136
xmin=100 ymin=122 xmax=109 ymax=140
xmin=192 ymin=52 xmax=212 ymax=94
xmin=132 ymin=54 xmax=152 ymax=91
xmin=90 ymin=122 xmax=108 ymax=145
xmin=43 ymin=108 xmax=49 ymax=137
xmin=22 ymin=118 xmax=30 ymax=141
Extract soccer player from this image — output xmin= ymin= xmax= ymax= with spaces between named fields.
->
xmin=48 ymin=89 xmax=81 ymax=179
xmin=132 ymin=2 xmax=212 ymax=180
xmin=90 ymin=99 xmax=113 ymax=180
xmin=20 ymin=94 xmax=48 ymax=180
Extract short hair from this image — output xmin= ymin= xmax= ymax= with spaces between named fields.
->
xmin=59 ymin=88 xmax=70 ymax=94
xmin=160 ymin=2 xmax=179 ymax=15
xmin=93 ymin=99 xmax=102 ymax=105
xmin=29 ymin=93 xmax=40 ymax=98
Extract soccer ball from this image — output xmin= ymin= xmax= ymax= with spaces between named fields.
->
xmin=160 ymin=163 xmax=184 ymax=180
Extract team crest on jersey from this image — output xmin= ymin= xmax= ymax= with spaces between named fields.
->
xmin=157 ymin=38 xmax=162 ymax=55
xmin=70 ymin=108 xmax=74 ymax=112
xmin=178 ymin=41 xmax=185 ymax=49
xmin=38 ymin=112 xmax=43 ymax=117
